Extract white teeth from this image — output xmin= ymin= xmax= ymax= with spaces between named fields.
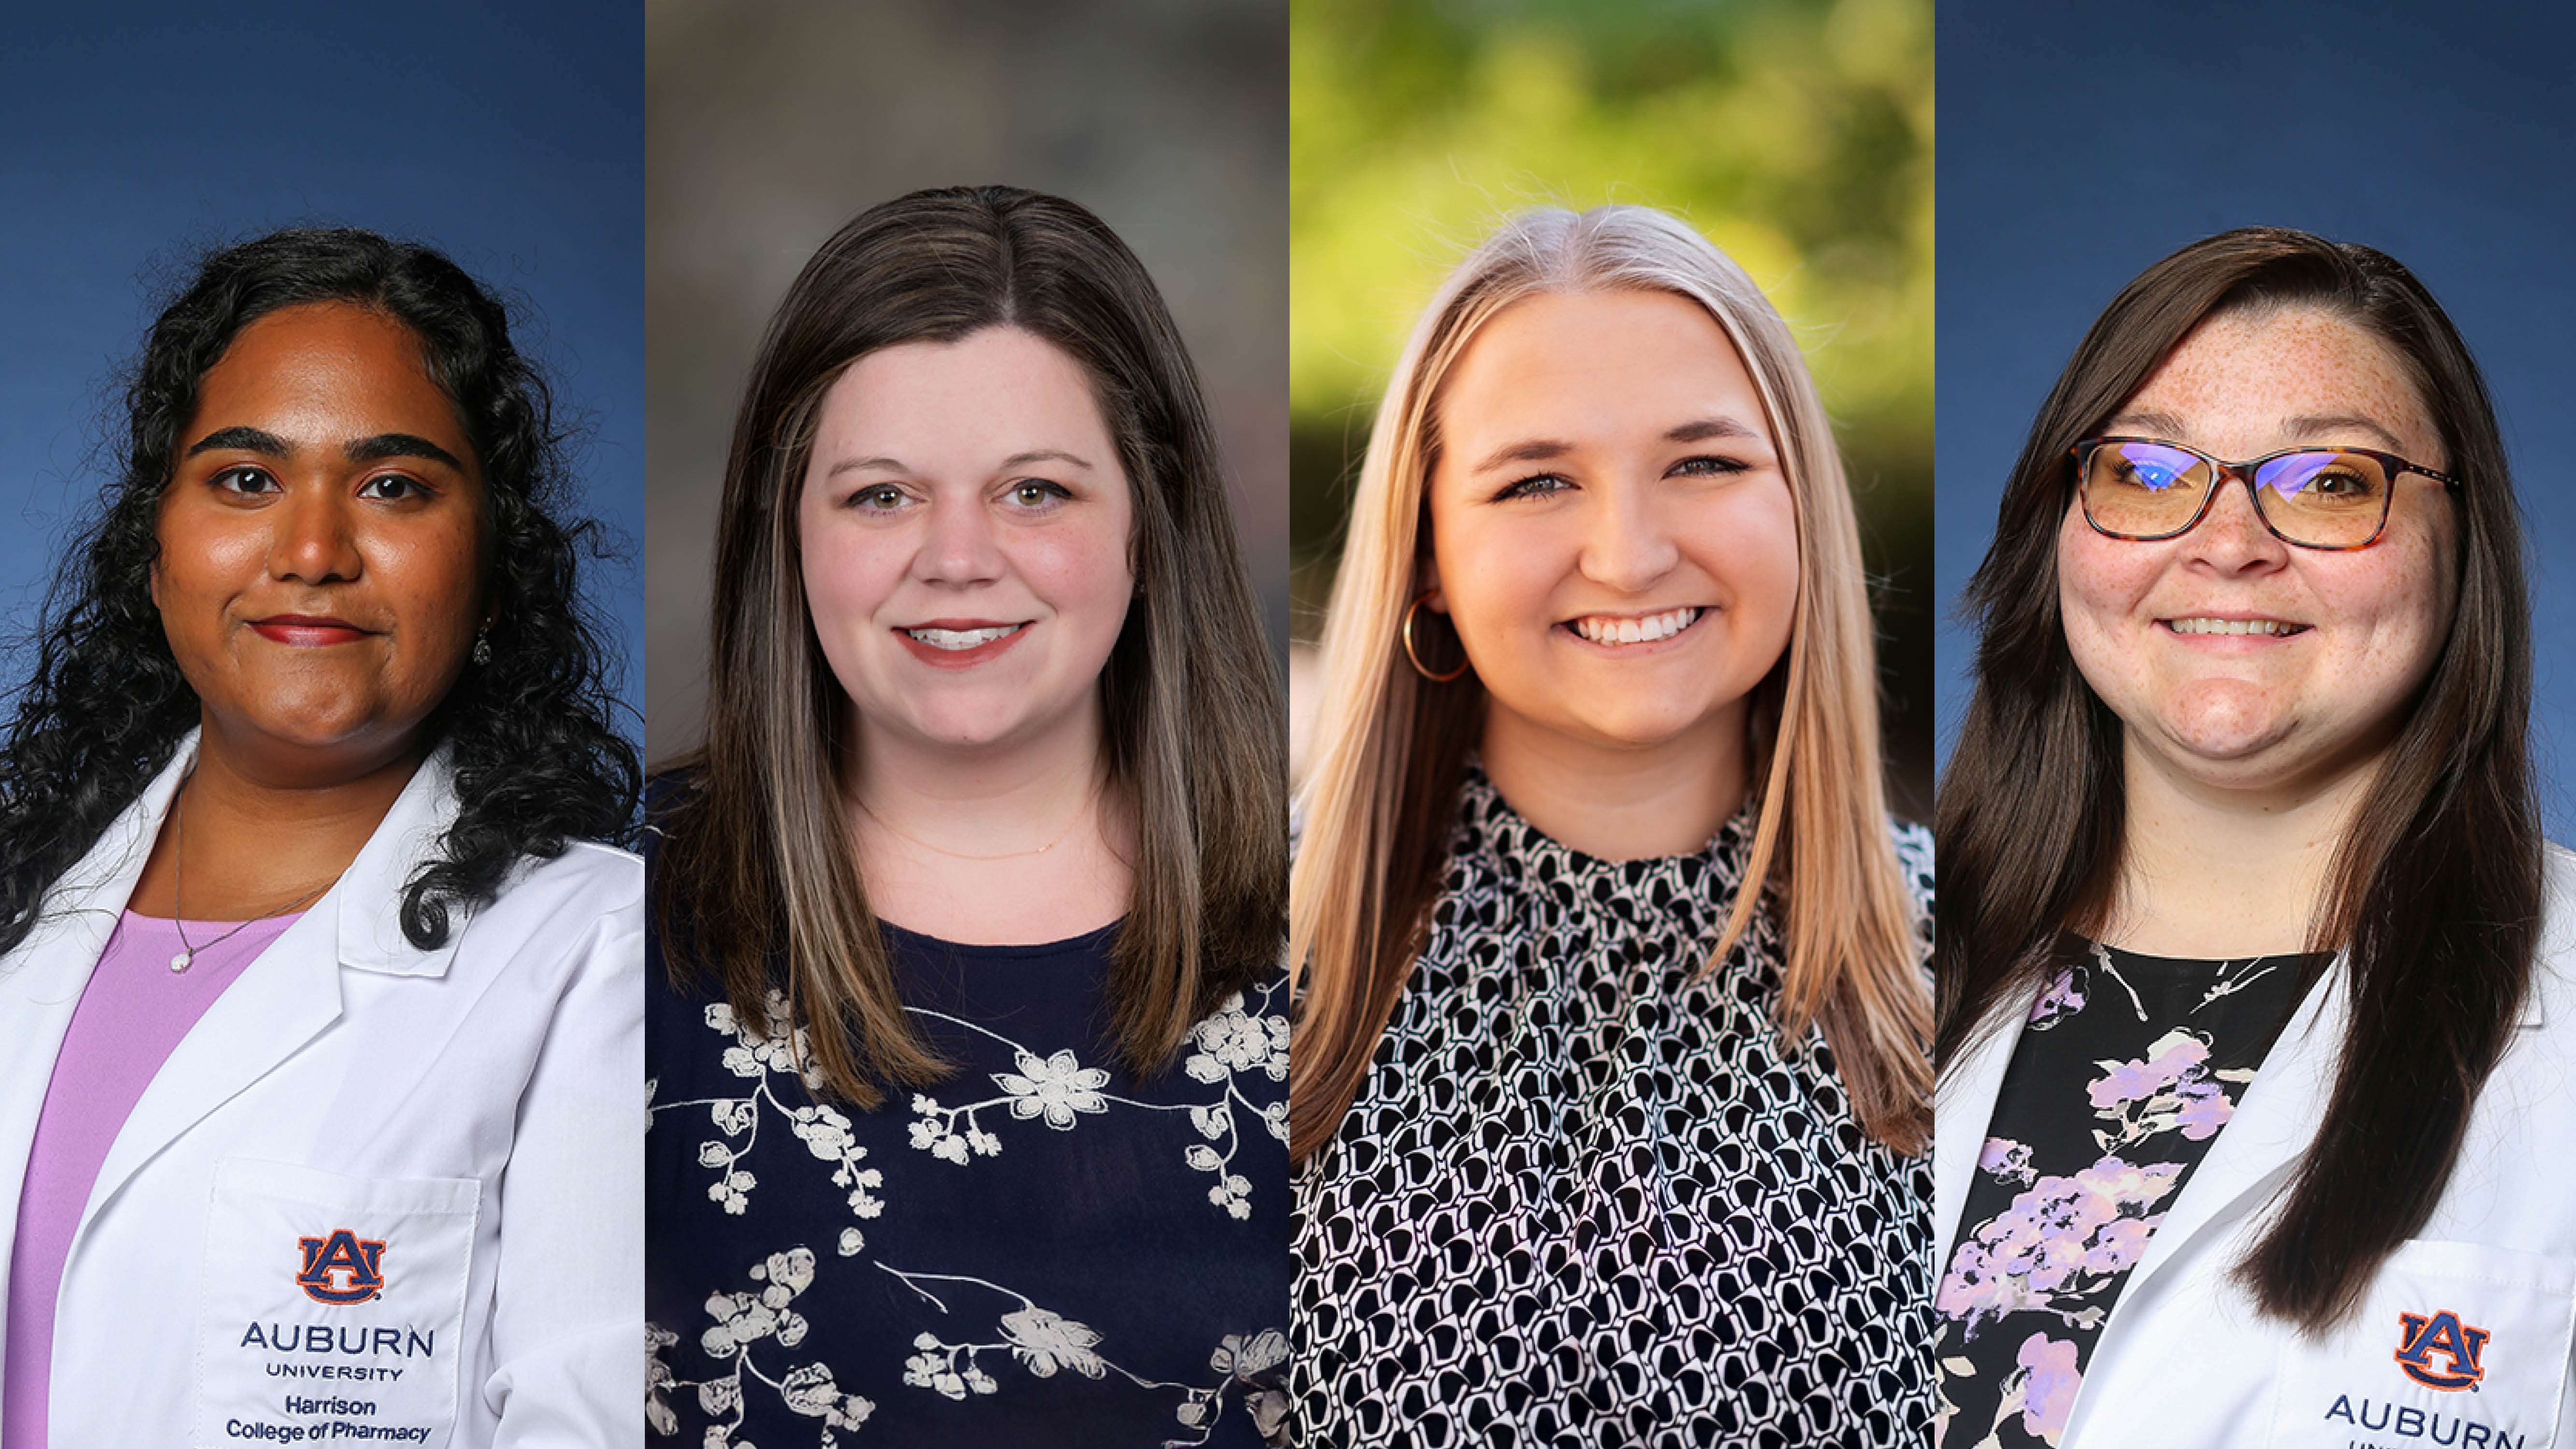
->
xmin=906 ymin=624 xmax=1021 ymax=650
xmin=1571 ymin=607 xmax=1699 ymax=646
xmin=2168 ymin=617 xmax=2298 ymax=637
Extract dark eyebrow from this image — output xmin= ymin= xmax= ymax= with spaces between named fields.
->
xmin=1665 ymin=417 xmax=1762 ymax=444
xmin=184 ymin=426 xmax=291 ymax=459
xmin=346 ymin=433 xmax=467 ymax=470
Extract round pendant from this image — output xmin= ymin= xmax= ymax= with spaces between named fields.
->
xmin=170 ymin=951 xmax=191 ymax=974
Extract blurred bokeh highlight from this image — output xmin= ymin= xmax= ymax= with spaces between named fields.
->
xmin=645 ymin=0 xmax=1288 ymax=762
xmin=1289 ymin=0 xmax=1934 ymax=817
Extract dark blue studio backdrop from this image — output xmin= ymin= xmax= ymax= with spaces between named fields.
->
xmin=1935 ymin=0 xmax=2576 ymax=838
xmin=0 ymin=0 xmax=643 ymax=746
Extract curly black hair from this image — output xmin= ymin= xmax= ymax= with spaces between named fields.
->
xmin=0 ymin=226 xmax=640 ymax=955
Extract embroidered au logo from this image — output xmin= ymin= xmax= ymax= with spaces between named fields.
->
xmin=295 ymin=1229 xmax=388 ymax=1305
xmin=2394 ymin=1309 xmax=2490 ymax=1391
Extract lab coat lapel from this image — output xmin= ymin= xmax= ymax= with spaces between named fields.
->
xmin=0 ymin=745 xmax=185 ymax=1288
xmin=2058 ymin=961 xmax=2349 ymax=1446
xmin=1935 ymin=1005 xmax=2022 ymax=1262
xmin=77 ymin=749 xmax=464 ymax=1236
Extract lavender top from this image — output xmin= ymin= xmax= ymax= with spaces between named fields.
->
xmin=4 ymin=909 xmax=302 ymax=1449
xmin=1933 ymin=937 xmax=2314 ymax=1448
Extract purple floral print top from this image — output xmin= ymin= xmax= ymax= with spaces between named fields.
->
xmin=1933 ymin=937 xmax=2316 ymax=1447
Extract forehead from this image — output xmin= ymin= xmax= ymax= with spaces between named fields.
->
xmin=2116 ymin=306 xmax=2440 ymax=462
xmin=818 ymin=327 xmax=1115 ymax=454
xmin=1435 ymin=289 xmax=1766 ymax=445
xmin=194 ymin=302 xmax=457 ymax=426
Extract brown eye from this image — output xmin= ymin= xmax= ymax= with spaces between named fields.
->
xmin=212 ymin=465 xmax=280 ymax=495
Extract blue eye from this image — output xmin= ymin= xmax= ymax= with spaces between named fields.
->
xmin=1493 ymin=473 xmax=1572 ymax=501
xmin=1672 ymin=455 xmax=1749 ymax=478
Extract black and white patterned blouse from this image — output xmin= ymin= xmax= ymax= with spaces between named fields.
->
xmin=1293 ymin=768 xmax=1935 ymax=1447
xmin=647 ymin=833 xmax=1293 ymax=1447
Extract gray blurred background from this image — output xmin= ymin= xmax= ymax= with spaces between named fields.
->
xmin=645 ymin=0 xmax=1290 ymax=763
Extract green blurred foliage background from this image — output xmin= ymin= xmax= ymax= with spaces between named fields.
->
xmin=1290 ymin=0 xmax=1935 ymax=815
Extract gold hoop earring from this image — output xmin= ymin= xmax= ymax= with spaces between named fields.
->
xmin=1401 ymin=590 xmax=1470 ymax=682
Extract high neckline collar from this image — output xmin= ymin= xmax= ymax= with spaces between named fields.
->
xmin=1457 ymin=759 xmax=1760 ymax=884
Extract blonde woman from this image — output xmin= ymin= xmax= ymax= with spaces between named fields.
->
xmin=1291 ymin=205 xmax=1932 ymax=1443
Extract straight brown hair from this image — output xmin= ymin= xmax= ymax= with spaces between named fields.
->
xmin=1292 ymin=205 xmax=1931 ymax=1163
xmin=1938 ymin=227 xmax=2540 ymax=1330
xmin=655 ymin=185 xmax=1287 ymax=1106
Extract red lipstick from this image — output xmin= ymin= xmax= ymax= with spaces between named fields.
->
xmin=249 ymin=614 xmax=370 ymax=646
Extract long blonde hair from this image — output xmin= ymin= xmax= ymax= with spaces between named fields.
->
xmin=1290 ymin=204 xmax=1928 ymax=1160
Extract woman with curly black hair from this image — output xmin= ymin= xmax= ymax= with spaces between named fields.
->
xmin=0 ymin=227 xmax=641 ymax=1446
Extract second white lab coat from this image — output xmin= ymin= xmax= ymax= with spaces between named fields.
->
xmin=0 ymin=735 xmax=642 ymax=1447
xmin=1937 ymin=846 xmax=2576 ymax=1449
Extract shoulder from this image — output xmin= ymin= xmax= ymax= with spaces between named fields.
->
xmin=2532 ymin=842 xmax=2576 ymax=1016
xmin=466 ymin=839 xmax=643 ymax=981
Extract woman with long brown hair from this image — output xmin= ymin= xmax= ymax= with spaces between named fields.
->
xmin=1291 ymin=204 xmax=1933 ymax=1443
xmin=644 ymin=186 xmax=1289 ymax=1446
xmin=1935 ymin=228 xmax=2576 ymax=1448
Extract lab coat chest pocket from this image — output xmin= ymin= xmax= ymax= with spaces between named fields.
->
xmin=2267 ymin=1240 xmax=2575 ymax=1449
xmin=193 ymin=1159 xmax=480 ymax=1449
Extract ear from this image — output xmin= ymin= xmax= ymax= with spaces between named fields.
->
xmin=1414 ymin=554 xmax=1446 ymax=613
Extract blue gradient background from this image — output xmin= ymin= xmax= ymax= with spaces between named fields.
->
xmin=1935 ymin=0 xmax=2576 ymax=837
xmin=0 ymin=0 xmax=643 ymax=737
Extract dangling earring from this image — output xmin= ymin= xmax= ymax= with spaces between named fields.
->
xmin=472 ymin=623 xmax=494 ymax=667
xmin=1401 ymin=590 xmax=1469 ymax=682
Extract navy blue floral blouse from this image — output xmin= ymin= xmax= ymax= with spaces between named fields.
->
xmin=647 ymin=845 xmax=1291 ymax=1446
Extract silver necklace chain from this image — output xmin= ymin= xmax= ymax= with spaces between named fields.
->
xmin=167 ymin=778 xmax=332 ymax=974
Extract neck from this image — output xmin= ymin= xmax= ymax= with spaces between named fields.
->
xmin=845 ymin=702 xmax=1132 ymax=945
xmin=2108 ymin=732 xmax=2380 ymax=956
xmin=1477 ymin=702 xmax=1748 ymax=862
xmin=849 ymin=704 xmax=1110 ymax=854
xmin=128 ymin=719 xmax=426 ymax=921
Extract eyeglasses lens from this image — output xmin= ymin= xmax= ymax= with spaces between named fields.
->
xmin=2081 ymin=442 xmax=2390 ymax=547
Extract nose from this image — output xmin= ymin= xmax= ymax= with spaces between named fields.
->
xmin=1576 ymin=483 xmax=1681 ymax=594
xmin=2184 ymin=474 xmax=2291 ymax=571
xmin=270 ymin=483 xmax=361 ymax=584
xmin=913 ymin=494 xmax=1007 ymax=586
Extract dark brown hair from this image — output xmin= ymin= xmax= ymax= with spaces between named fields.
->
xmin=655 ymin=185 xmax=1286 ymax=1105
xmin=1937 ymin=227 xmax=2539 ymax=1329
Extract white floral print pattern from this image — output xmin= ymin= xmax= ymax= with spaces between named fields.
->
xmin=648 ymin=920 xmax=1291 ymax=1447
xmin=901 ymin=982 xmax=1289 ymax=1221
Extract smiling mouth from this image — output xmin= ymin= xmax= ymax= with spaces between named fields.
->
xmin=2164 ymin=617 xmax=2309 ymax=638
xmin=903 ymin=623 xmax=1028 ymax=651
xmin=1568 ymin=607 xmax=1701 ymax=646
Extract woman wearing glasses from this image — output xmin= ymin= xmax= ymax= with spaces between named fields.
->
xmin=1293 ymin=205 xmax=1933 ymax=1443
xmin=1936 ymin=227 xmax=2576 ymax=1448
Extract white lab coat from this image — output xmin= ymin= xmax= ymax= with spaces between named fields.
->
xmin=1939 ymin=844 xmax=2576 ymax=1449
xmin=0 ymin=735 xmax=642 ymax=1447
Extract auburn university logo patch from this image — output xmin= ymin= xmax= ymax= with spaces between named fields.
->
xmin=295 ymin=1229 xmax=388 ymax=1305
xmin=2395 ymin=1309 xmax=2490 ymax=1391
